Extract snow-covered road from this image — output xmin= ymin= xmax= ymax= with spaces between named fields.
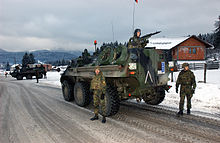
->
xmin=1 ymin=76 xmax=220 ymax=143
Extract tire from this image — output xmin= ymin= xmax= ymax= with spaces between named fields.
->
xmin=26 ymin=74 xmax=32 ymax=79
xmin=16 ymin=75 xmax=23 ymax=80
xmin=144 ymin=90 xmax=165 ymax=105
xmin=74 ymin=82 xmax=91 ymax=107
xmin=62 ymin=80 xmax=74 ymax=101
xmin=100 ymin=85 xmax=120 ymax=117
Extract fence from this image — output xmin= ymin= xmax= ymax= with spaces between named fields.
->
xmin=174 ymin=62 xmax=219 ymax=83
xmin=177 ymin=62 xmax=219 ymax=70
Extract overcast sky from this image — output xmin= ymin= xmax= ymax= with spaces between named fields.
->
xmin=0 ymin=0 xmax=219 ymax=52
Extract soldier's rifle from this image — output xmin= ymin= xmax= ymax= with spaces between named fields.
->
xmin=140 ymin=31 xmax=161 ymax=44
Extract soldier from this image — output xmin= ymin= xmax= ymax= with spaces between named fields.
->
xmin=128 ymin=28 xmax=149 ymax=49
xmin=90 ymin=67 xmax=107 ymax=123
xmin=5 ymin=72 xmax=8 ymax=78
xmin=176 ymin=63 xmax=196 ymax=116
xmin=35 ymin=65 xmax=39 ymax=83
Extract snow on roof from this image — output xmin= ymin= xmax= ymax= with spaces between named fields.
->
xmin=146 ymin=37 xmax=189 ymax=50
xmin=177 ymin=60 xmax=206 ymax=64
xmin=11 ymin=64 xmax=21 ymax=68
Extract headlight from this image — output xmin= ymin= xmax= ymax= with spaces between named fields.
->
xmin=129 ymin=63 xmax=137 ymax=70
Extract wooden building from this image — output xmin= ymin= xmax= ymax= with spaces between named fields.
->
xmin=147 ymin=35 xmax=213 ymax=62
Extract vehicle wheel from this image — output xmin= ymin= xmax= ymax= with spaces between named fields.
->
xmin=74 ymin=82 xmax=91 ymax=107
xmin=99 ymin=85 xmax=120 ymax=117
xmin=143 ymin=90 xmax=165 ymax=105
xmin=26 ymin=74 xmax=32 ymax=79
xmin=62 ymin=80 xmax=74 ymax=101
xmin=38 ymin=74 xmax=43 ymax=79
xmin=17 ymin=75 xmax=23 ymax=80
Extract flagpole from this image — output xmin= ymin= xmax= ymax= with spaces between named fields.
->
xmin=132 ymin=1 xmax=135 ymax=33
xmin=111 ymin=21 xmax=115 ymax=42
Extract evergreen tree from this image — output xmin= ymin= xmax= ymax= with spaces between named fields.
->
xmin=213 ymin=15 xmax=220 ymax=49
xmin=22 ymin=52 xmax=29 ymax=67
xmin=70 ymin=59 xmax=75 ymax=66
xmin=198 ymin=33 xmax=214 ymax=45
xmin=29 ymin=53 xmax=35 ymax=64
xmin=96 ymin=48 xmax=100 ymax=54
xmin=6 ymin=62 xmax=10 ymax=71
xmin=58 ymin=60 xmax=61 ymax=66
xmin=82 ymin=49 xmax=91 ymax=64
xmin=22 ymin=52 xmax=36 ymax=67
xmin=61 ymin=59 xmax=65 ymax=65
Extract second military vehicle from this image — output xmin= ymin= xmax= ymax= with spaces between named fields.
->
xmin=10 ymin=65 xmax=46 ymax=80
xmin=60 ymin=32 xmax=171 ymax=116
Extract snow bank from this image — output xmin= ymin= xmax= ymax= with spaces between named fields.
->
xmin=161 ymin=69 xmax=220 ymax=115
xmin=39 ymin=71 xmax=62 ymax=88
xmin=0 ymin=70 xmax=9 ymax=77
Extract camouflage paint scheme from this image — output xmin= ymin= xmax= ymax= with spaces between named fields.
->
xmin=90 ymin=71 xmax=106 ymax=116
xmin=176 ymin=69 xmax=196 ymax=110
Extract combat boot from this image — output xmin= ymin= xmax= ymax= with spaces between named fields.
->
xmin=187 ymin=109 xmax=191 ymax=115
xmin=177 ymin=110 xmax=183 ymax=116
xmin=101 ymin=116 xmax=106 ymax=123
xmin=90 ymin=115 xmax=98 ymax=121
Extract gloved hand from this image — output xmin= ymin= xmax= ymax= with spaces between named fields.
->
xmin=100 ymin=94 xmax=105 ymax=100
xmin=176 ymin=88 xmax=178 ymax=93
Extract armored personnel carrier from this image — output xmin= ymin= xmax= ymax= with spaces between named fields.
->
xmin=10 ymin=66 xmax=46 ymax=80
xmin=60 ymin=32 xmax=171 ymax=116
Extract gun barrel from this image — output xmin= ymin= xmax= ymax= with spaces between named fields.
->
xmin=141 ymin=31 xmax=161 ymax=39
xmin=152 ymin=31 xmax=161 ymax=35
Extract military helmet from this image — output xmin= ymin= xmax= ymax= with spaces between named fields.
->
xmin=182 ymin=63 xmax=189 ymax=68
xmin=134 ymin=28 xmax=141 ymax=36
xmin=94 ymin=66 xmax=100 ymax=71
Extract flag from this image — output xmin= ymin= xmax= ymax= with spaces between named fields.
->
xmin=135 ymin=0 xmax=138 ymax=3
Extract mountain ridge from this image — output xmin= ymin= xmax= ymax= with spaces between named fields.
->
xmin=0 ymin=49 xmax=82 ymax=64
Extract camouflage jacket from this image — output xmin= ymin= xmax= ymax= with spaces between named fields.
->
xmin=90 ymin=72 xmax=106 ymax=93
xmin=176 ymin=70 xmax=196 ymax=91
xmin=128 ymin=36 xmax=147 ymax=49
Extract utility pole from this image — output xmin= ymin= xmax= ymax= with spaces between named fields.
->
xmin=132 ymin=2 xmax=136 ymax=33
xmin=204 ymin=63 xmax=207 ymax=83
xmin=111 ymin=21 xmax=115 ymax=42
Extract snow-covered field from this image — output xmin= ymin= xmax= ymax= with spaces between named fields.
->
xmin=161 ymin=69 xmax=220 ymax=116
xmin=1 ymin=68 xmax=220 ymax=118
xmin=39 ymin=71 xmax=63 ymax=87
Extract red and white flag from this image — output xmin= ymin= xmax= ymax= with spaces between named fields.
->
xmin=135 ymin=0 xmax=138 ymax=3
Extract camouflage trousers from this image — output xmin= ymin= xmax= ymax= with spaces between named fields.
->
xmin=93 ymin=90 xmax=106 ymax=116
xmin=179 ymin=93 xmax=193 ymax=111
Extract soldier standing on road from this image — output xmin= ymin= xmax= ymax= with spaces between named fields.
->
xmin=35 ymin=66 xmax=39 ymax=83
xmin=176 ymin=63 xmax=196 ymax=116
xmin=5 ymin=72 xmax=8 ymax=78
xmin=90 ymin=67 xmax=107 ymax=123
xmin=128 ymin=28 xmax=149 ymax=49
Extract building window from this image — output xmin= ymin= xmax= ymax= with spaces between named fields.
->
xmin=193 ymin=48 xmax=196 ymax=54
xmin=189 ymin=48 xmax=192 ymax=54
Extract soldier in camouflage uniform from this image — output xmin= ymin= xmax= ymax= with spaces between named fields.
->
xmin=176 ymin=63 xmax=196 ymax=116
xmin=128 ymin=29 xmax=149 ymax=49
xmin=90 ymin=67 xmax=107 ymax=123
